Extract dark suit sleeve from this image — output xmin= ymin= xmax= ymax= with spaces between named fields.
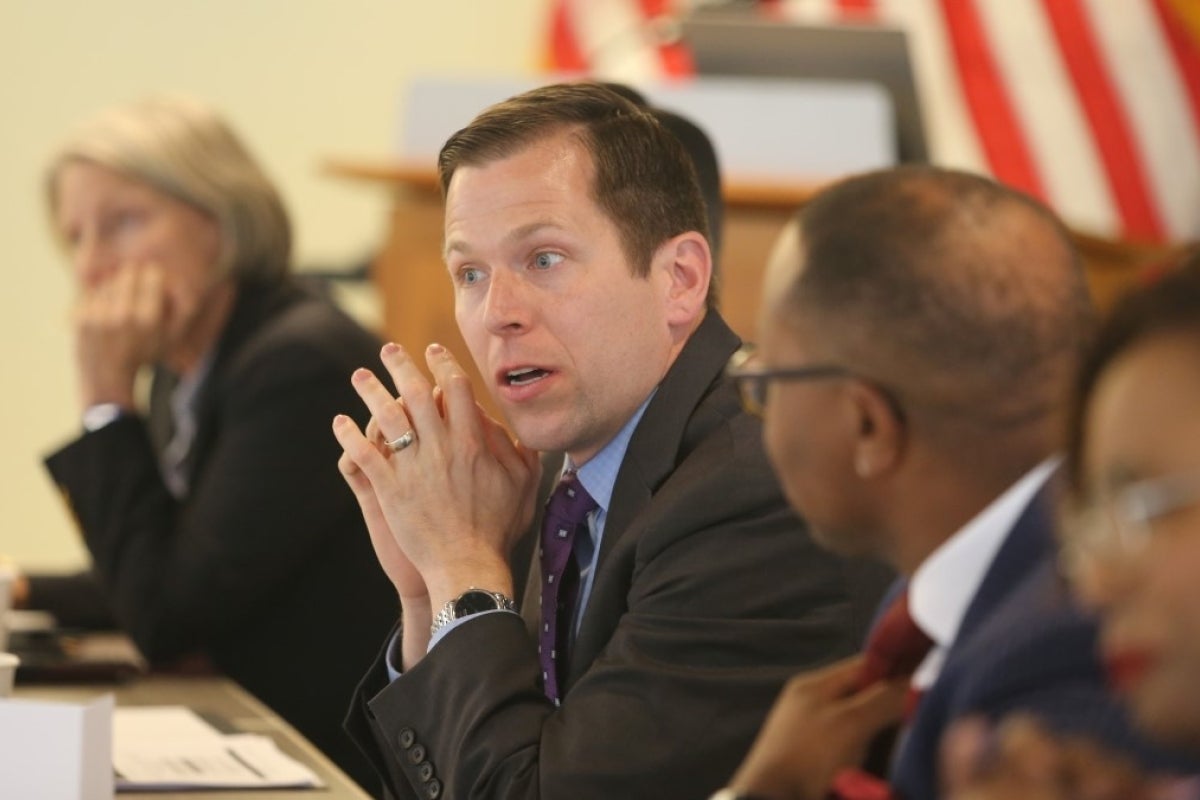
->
xmin=25 ymin=570 xmax=117 ymax=630
xmin=43 ymin=335 xmax=370 ymax=662
xmin=350 ymin=414 xmax=864 ymax=800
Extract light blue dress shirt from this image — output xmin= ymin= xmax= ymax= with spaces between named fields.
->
xmin=557 ymin=391 xmax=652 ymax=643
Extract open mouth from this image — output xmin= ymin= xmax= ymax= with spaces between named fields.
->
xmin=505 ymin=367 xmax=551 ymax=387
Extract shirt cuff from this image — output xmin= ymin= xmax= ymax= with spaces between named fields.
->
xmin=384 ymin=628 xmax=404 ymax=682
xmin=383 ymin=608 xmax=521 ymax=683
xmin=427 ymin=608 xmax=517 ymax=652
xmin=82 ymin=403 xmax=126 ymax=432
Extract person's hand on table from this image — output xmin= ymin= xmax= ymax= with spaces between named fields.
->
xmin=334 ymin=342 xmax=540 ymax=667
xmin=73 ymin=262 xmax=167 ymax=410
xmin=0 ymin=556 xmax=29 ymax=609
xmin=726 ymin=655 xmax=908 ymax=800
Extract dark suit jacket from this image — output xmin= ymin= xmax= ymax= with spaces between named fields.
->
xmin=346 ymin=311 xmax=890 ymax=800
xmin=890 ymin=479 xmax=1198 ymax=799
xmin=36 ymin=279 xmax=398 ymax=791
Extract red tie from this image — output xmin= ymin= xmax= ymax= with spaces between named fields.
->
xmin=829 ymin=590 xmax=934 ymax=800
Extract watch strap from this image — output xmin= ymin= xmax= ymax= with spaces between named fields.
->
xmin=430 ymin=588 xmax=515 ymax=637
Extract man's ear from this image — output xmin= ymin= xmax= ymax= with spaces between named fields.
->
xmin=847 ymin=381 xmax=905 ymax=479
xmin=657 ymin=231 xmax=711 ymax=327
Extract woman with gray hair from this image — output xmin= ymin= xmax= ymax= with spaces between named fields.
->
xmin=19 ymin=95 xmax=395 ymax=791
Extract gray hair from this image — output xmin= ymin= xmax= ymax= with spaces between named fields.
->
xmin=46 ymin=94 xmax=291 ymax=282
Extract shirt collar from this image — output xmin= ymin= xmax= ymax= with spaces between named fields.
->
xmin=564 ymin=390 xmax=656 ymax=515
xmin=909 ymin=458 xmax=1059 ymax=650
xmin=170 ymin=350 xmax=216 ymax=421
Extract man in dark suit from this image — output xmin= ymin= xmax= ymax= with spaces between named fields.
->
xmin=718 ymin=167 xmax=1186 ymax=799
xmin=333 ymin=82 xmax=884 ymax=799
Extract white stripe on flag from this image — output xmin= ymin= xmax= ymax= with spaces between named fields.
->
xmin=779 ymin=0 xmax=844 ymax=25
xmin=883 ymin=0 xmax=990 ymax=174
xmin=568 ymin=0 xmax=666 ymax=82
xmin=976 ymin=0 xmax=1117 ymax=234
xmin=1085 ymin=0 xmax=1200 ymax=239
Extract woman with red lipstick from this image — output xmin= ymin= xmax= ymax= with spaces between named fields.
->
xmin=944 ymin=253 xmax=1200 ymax=798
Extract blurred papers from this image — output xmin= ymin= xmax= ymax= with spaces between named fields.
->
xmin=113 ymin=706 xmax=322 ymax=791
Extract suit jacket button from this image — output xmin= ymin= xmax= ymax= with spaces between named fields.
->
xmin=409 ymin=744 xmax=427 ymax=764
xmin=426 ymin=778 xmax=443 ymax=799
xmin=398 ymin=727 xmax=416 ymax=749
xmin=417 ymin=763 xmax=435 ymax=782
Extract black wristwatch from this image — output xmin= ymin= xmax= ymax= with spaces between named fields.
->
xmin=430 ymin=588 xmax=515 ymax=637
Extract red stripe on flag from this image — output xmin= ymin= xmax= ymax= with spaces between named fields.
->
xmin=1041 ymin=0 xmax=1166 ymax=242
xmin=637 ymin=0 xmax=694 ymax=76
xmin=939 ymin=0 xmax=1046 ymax=199
xmin=549 ymin=1 xmax=588 ymax=73
xmin=1152 ymin=0 xmax=1200 ymax=146
xmin=836 ymin=0 xmax=878 ymax=23
xmin=756 ymin=0 xmax=787 ymax=22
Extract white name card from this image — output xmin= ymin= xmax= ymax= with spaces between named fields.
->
xmin=0 ymin=694 xmax=114 ymax=799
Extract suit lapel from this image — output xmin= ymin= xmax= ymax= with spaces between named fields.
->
xmin=598 ymin=312 xmax=742 ymax=564
xmin=178 ymin=281 xmax=294 ymax=488
xmin=563 ymin=312 xmax=742 ymax=688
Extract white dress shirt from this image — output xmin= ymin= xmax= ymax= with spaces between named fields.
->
xmin=908 ymin=458 xmax=1058 ymax=689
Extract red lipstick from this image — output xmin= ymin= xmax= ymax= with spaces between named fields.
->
xmin=1104 ymin=649 xmax=1156 ymax=694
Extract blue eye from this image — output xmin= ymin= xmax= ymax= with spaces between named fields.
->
xmin=533 ymin=251 xmax=563 ymax=270
xmin=459 ymin=267 xmax=484 ymax=286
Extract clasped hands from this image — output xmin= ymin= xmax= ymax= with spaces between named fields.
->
xmin=333 ymin=342 xmax=540 ymax=665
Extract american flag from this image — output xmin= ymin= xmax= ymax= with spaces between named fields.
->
xmin=545 ymin=0 xmax=1200 ymax=245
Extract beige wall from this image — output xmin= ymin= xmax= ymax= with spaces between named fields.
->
xmin=0 ymin=0 xmax=547 ymax=569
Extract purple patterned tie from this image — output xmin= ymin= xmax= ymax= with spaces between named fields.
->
xmin=538 ymin=470 xmax=597 ymax=704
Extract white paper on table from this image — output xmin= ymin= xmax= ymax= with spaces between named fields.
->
xmin=113 ymin=706 xmax=323 ymax=791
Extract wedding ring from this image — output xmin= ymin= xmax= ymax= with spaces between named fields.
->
xmin=385 ymin=429 xmax=416 ymax=453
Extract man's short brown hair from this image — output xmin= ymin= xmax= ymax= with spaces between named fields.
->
xmin=437 ymin=82 xmax=715 ymax=305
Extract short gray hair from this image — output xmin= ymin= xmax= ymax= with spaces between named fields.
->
xmin=46 ymin=94 xmax=291 ymax=282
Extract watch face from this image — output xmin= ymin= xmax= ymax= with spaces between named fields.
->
xmin=453 ymin=590 xmax=501 ymax=617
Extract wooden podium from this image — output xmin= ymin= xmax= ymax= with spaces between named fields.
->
xmin=328 ymin=159 xmax=1186 ymax=401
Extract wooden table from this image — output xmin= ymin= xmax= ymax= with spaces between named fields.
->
xmin=16 ymin=675 xmax=372 ymax=800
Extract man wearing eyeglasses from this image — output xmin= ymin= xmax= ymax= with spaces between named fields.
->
xmin=715 ymin=166 xmax=1186 ymax=800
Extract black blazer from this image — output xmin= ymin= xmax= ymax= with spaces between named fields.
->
xmin=346 ymin=311 xmax=890 ymax=800
xmin=36 ymin=279 xmax=398 ymax=790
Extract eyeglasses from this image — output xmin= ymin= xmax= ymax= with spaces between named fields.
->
xmin=725 ymin=345 xmax=856 ymax=417
xmin=1060 ymin=468 xmax=1200 ymax=573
